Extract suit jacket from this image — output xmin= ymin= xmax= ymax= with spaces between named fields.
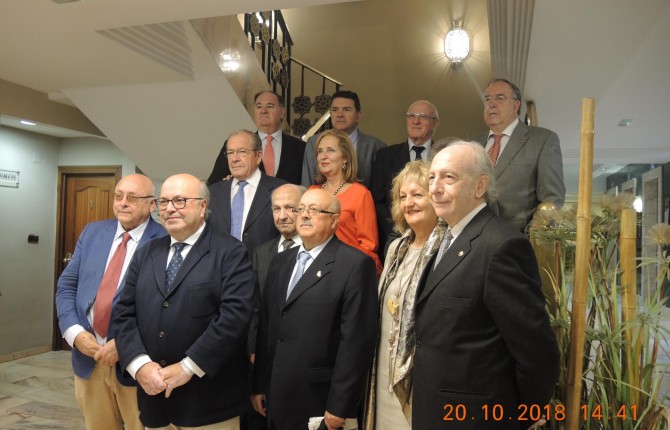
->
xmin=208 ymin=171 xmax=286 ymax=255
xmin=301 ymin=129 xmax=386 ymax=188
xmin=55 ymin=217 xmax=166 ymax=385
xmin=207 ymin=132 xmax=305 ymax=185
xmin=412 ymin=206 xmax=559 ymax=430
xmin=253 ymin=237 xmax=378 ymax=430
xmin=370 ymin=141 xmax=411 ymax=259
xmin=475 ymin=122 xmax=565 ymax=232
xmin=114 ymin=224 xmax=255 ymax=427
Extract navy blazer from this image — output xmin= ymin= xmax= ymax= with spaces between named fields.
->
xmin=114 ymin=223 xmax=255 ymax=427
xmin=253 ymin=237 xmax=378 ymax=430
xmin=55 ymin=217 xmax=167 ymax=385
xmin=208 ymin=171 xmax=285 ymax=256
xmin=207 ymin=132 xmax=305 ymax=185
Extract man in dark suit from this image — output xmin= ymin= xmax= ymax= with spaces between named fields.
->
xmin=207 ymin=91 xmax=305 ymax=185
xmin=114 ymin=173 xmax=255 ymax=429
xmin=55 ymin=173 xmax=166 ymax=430
xmin=251 ymin=189 xmax=377 ymax=430
xmin=208 ymin=130 xmax=286 ymax=256
xmin=475 ymin=78 xmax=565 ymax=232
xmin=371 ymin=99 xmax=439 ymax=259
xmin=412 ymin=141 xmax=559 ymax=430
xmin=302 ymin=90 xmax=386 ymax=188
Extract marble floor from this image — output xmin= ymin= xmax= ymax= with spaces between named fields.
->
xmin=0 ymin=351 xmax=84 ymax=429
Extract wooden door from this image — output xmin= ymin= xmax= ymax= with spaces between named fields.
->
xmin=52 ymin=166 xmax=121 ymax=350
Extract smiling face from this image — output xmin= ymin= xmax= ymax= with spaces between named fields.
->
xmin=406 ymin=100 xmax=439 ymax=145
xmin=330 ymin=97 xmax=360 ymax=134
xmin=113 ymin=174 xmax=156 ymax=231
xmin=399 ymin=179 xmax=436 ymax=232
xmin=429 ymin=145 xmax=488 ymax=226
xmin=295 ymin=189 xmax=339 ymax=250
xmin=483 ymin=80 xmax=521 ymax=134
xmin=316 ymin=135 xmax=347 ymax=180
xmin=254 ymin=91 xmax=285 ymax=134
xmin=159 ymin=174 xmax=207 ymax=241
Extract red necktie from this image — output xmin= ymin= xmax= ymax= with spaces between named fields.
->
xmin=488 ymin=134 xmax=502 ymax=167
xmin=93 ymin=232 xmax=131 ymax=338
xmin=263 ymin=135 xmax=275 ymax=176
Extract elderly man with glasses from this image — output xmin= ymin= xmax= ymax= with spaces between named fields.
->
xmin=252 ymin=188 xmax=378 ymax=430
xmin=56 ymin=173 xmax=167 ymax=430
xmin=371 ymin=100 xmax=440 ymax=262
xmin=475 ymin=78 xmax=565 ymax=233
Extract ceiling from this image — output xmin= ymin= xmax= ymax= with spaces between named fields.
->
xmin=1 ymin=0 xmax=668 ymax=199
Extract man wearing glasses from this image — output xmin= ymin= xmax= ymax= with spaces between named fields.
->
xmin=208 ymin=130 xmax=287 ymax=256
xmin=252 ymin=189 xmax=377 ymax=430
xmin=476 ymin=78 xmax=565 ymax=233
xmin=56 ymin=173 xmax=166 ymax=430
xmin=114 ymin=173 xmax=255 ymax=430
xmin=371 ymin=100 xmax=440 ymax=261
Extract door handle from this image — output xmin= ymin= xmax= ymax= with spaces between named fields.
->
xmin=63 ymin=252 xmax=72 ymax=265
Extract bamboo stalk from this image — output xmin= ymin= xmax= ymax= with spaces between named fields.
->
xmin=620 ymin=207 xmax=639 ymax=406
xmin=566 ymin=97 xmax=595 ymax=430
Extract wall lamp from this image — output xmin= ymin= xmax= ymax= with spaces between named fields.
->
xmin=444 ymin=19 xmax=470 ymax=68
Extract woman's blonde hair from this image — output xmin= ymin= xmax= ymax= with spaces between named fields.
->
xmin=313 ymin=129 xmax=359 ymax=184
xmin=390 ymin=161 xmax=431 ymax=233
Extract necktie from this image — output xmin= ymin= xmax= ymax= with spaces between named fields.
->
xmin=281 ymin=238 xmax=295 ymax=252
xmin=166 ymin=242 xmax=187 ymax=291
xmin=411 ymin=145 xmax=425 ymax=161
xmin=433 ymin=229 xmax=454 ymax=269
xmin=263 ymin=135 xmax=275 ymax=176
xmin=93 ymin=232 xmax=131 ymax=338
xmin=488 ymin=134 xmax=503 ymax=167
xmin=230 ymin=180 xmax=248 ymax=240
xmin=286 ymin=251 xmax=312 ymax=299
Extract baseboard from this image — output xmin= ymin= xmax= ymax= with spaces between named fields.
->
xmin=0 ymin=345 xmax=52 ymax=363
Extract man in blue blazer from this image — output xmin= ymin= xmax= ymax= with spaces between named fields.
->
xmin=114 ymin=173 xmax=255 ymax=429
xmin=208 ymin=130 xmax=286 ymax=256
xmin=302 ymin=90 xmax=386 ymax=188
xmin=56 ymin=173 xmax=167 ymax=430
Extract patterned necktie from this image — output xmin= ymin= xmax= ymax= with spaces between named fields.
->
xmin=286 ymin=251 xmax=312 ymax=299
xmin=411 ymin=145 xmax=425 ymax=161
xmin=433 ymin=229 xmax=453 ymax=269
xmin=93 ymin=232 xmax=131 ymax=338
xmin=281 ymin=238 xmax=295 ymax=252
xmin=166 ymin=242 xmax=187 ymax=291
xmin=263 ymin=135 xmax=275 ymax=176
xmin=230 ymin=180 xmax=248 ymax=240
xmin=488 ymin=134 xmax=503 ymax=167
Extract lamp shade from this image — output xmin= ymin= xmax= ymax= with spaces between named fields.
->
xmin=444 ymin=28 xmax=470 ymax=63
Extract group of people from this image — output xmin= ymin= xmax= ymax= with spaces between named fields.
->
xmin=55 ymin=78 xmax=565 ymax=430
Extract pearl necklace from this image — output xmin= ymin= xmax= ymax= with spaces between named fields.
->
xmin=321 ymin=181 xmax=346 ymax=195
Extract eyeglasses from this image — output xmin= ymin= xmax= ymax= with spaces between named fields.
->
xmin=291 ymin=207 xmax=336 ymax=217
xmin=483 ymin=94 xmax=518 ymax=104
xmin=405 ymin=113 xmax=437 ymax=121
xmin=225 ymin=148 xmax=257 ymax=157
xmin=157 ymin=197 xmax=204 ymax=210
xmin=113 ymin=193 xmax=155 ymax=204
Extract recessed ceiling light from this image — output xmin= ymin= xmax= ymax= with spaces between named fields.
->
xmin=617 ymin=119 xmax=633 ymax=127
xmin=20 ymin=120 xmax=36 ymax=126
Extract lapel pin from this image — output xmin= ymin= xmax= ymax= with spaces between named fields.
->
xmin=316 ymin=271 xmax=322 ymax=278
xmin=458 ymin=251 xmax=464 ymax=257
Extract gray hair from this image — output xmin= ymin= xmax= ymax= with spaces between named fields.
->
xmin=199 ymin=180 xmax=210 ymax=220
xmin=227 ymin=129 xmax=262 ymax=151
xmin=429 ymin=136 xmax=460 ymax=161
xmin=444 ymin=140 xmax=498 ymax=205
xmin=271 ymin=184 xmax=307 ymax=202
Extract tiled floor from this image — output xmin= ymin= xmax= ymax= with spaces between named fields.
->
xmin=0 ymin=351 xmax=85 ymax=429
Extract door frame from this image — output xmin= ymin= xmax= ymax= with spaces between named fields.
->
xmin=52 ymin=166 xmax=122 ymax=350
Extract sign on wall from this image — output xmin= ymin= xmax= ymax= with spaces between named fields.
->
xmin=0 ymin=169 xmax=20 ymax=188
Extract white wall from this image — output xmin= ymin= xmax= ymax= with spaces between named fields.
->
xmin=0 ymin=127 xmax=134 ymax=358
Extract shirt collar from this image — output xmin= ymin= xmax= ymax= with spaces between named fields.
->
xmin=488 ymin=117 xmax=519 ymax=139
xmin=170 ymin=222 xmax=206 ymax=248
xmin=232 ymin=167 xmax=262 ymax=189
xmin=115 ymin=217 xmax=150 ymax=242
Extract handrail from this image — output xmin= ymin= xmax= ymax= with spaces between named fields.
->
xmin=302 ymin=112 xmax=331 ymax=141
xmin=290 ymin=58 xmax=342 ymax=86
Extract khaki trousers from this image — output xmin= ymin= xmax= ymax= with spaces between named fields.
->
xmin=148 ymin=416 xmax=240 ymax=430
xmin=74 ymin=362 xmax=143 ymax=430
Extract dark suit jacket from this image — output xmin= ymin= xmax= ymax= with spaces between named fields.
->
xmin=301 ymin=129 xmax=386 ymax=188
xmin=370 ymin=141 xmax=411 ymax=259
xmin=208 ymin=171 xmax=286 ymax=256
xmin=476 ymin=122 xmax=565 ymax=232
xmin=207 ymin=132 xmax=305 ymax=185
xmin=253 ymin=237 xmax=378 ymax=430
xmin=412 ymin=206 xmax=559 ymax=430
xmin=55 ymin=217 xmax=166 ymax=386
xmin=114 ymin=224 xmax=255 ymax=428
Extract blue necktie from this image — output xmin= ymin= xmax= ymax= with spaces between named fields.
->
xmin=286 ymin=251 xmax=312 ymax=299
xmin=433 ymin=229 xmax=453 ymax=269
xmin=230 ymin=180 xmax=248 ymax=240
xmin=166 ymin=242 xmax=186 ymax=291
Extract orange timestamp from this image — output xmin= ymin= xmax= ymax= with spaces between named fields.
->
xmin=442 ymin=403 xmax=638 ymax=422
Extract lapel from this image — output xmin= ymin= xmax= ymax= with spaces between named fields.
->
xmin=138 ymin=217 xmax=162 ymax=246
xmin=356 ymin=132 xmax=372 ymax=166
xmin=168 ymin=225 xmax=211 ymax=296
xmin=244 ymin=173 xmax=272 ymax=231
xmin=396 ymin=141 xmax=411 ymax=170
xmin=494 ymin=121 xmax=528 ymax=178
xmin=417 ymin=207 xmax=494 ymax=304
xmin=151 ymin=236 xmax=172 ymax=296
xmin=221 ymin=180 xmax=233 ymax=230
xmin=282 ymin=237 xmax=339 ymax=309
